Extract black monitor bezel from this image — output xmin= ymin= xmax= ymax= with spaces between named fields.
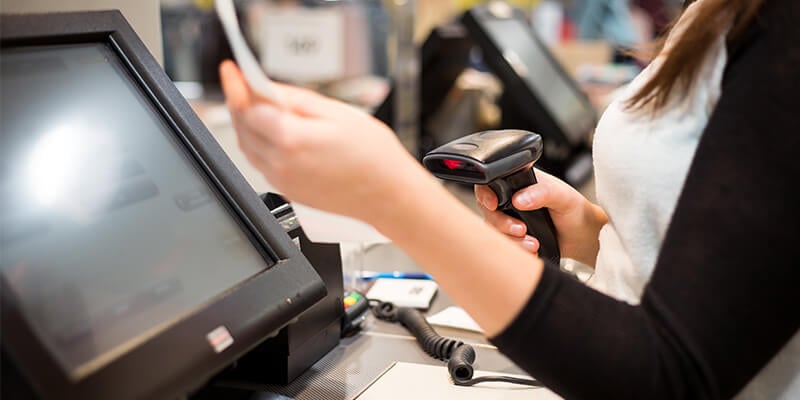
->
xmin=461 ymin=6 xmax=597 ymax=148
xmin=0 ymin=10 xmax=325 ymax=400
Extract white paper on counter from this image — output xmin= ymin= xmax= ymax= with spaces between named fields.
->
xmin=427 ymin=306 xmax=484 ymax=333
xmin=355 ymin=362 xmax=560 ymax=400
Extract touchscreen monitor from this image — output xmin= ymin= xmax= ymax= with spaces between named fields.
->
xmin=1 ymin=11 xmax=324 ymax=400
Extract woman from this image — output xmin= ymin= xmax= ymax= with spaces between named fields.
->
xmin=220 ymin=0 xmax=799 ymax=397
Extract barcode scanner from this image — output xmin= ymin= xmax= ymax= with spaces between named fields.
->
xmin=423 ymin=129 xmax=560 ymax=265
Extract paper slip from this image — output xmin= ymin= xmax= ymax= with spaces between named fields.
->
xmin=215 ymin=0 xmax=388 ymax=244
xmin=427 ymin=306 xmax=484 ymax=333
xmin=215 ymin=0 xmax=281 ymax=104
xmin=355 ymin=362 xmax=562 ymax=400
xmin=365 ymin=278 xmax=438 ymax=309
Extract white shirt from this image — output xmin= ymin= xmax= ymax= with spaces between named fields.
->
xmin=589 ymin=2 xmax=726 ymax=303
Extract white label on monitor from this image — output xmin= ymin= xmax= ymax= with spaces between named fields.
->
xmin=206 ymin=326 xmax=234 ymax=353
xmin=261 ymin=8 xmax=344 ymax=82
xmin=503 ymin=49 xmax=529 ymax=78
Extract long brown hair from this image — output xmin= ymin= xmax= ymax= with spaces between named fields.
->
xmin=627 ymin=0 xmax=766 ymax=112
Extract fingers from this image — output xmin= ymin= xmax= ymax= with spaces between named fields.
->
xmin=489 ymin=211 xmax=540 ymax=256
xmin=477 ymin=201 xmax=526 ymax=237
xmin=272 ymin=81 xmax=352 ymax=120
xmin=219 ymin=60 xmax=252 ymax=111
xmin=518 ymin=235 xmax=540 ymax=254
xmin=475 ymin=185 xmax=499 ymax=210
xmin=477 ymin=199 xmax=540 ymax=254
xmin=229 ymin=111 xmax=275 ymax=172
xmin=220 ymin=60 xmax=346 ymax=144
xmin=219 ymin=60 xmax=316 ymax=116
xmin=237 ymin=102 xmax=333 ymax=149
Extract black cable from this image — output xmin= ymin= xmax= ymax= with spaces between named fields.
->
xmin=371 ymin=301 xmax=542 ymax=388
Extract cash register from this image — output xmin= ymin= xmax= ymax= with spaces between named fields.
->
xmin=0 ymin=10 xmax=336 ymax=400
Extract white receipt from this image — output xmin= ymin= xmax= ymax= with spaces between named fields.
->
xmin=427 ymin=306 xmax=484 ymax=333
xmin=215 ymin=0 xmax=388 ymax=243
xmin=215 ymin=0 xmax=281 ymax=103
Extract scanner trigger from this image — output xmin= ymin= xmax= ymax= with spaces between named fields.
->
xmin=488 ymin=180 xmax=513 ymax=209
xmin=488 ymin=168 xmax=536 ymax=209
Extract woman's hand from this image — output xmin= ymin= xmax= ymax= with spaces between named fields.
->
xmin=219 ymin=60 xmax=424 ymax=224
xmin=475 ymin=169 xmax=608 ymax=267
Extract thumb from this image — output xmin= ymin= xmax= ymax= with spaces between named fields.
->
xmin=219 ymin=60 xmax=252 ymax=111
xmin=511 ymin=169 xmax=578 ymax=214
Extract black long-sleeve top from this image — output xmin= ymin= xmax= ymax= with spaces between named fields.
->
xmin=490 ymin=1 xmax=800 ymax=398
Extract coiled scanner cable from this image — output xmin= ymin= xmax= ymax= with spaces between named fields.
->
xmin=371 ymin=301 xmax=542 ymax=387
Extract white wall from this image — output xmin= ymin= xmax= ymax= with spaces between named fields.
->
xmin=0 ymin=0 xmax=163 ymax=64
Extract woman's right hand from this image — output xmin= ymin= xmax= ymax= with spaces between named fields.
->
xmin=475 ymin=169 xmax=608 ymax=267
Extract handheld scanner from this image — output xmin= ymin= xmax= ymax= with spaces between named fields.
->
xmin=423 ymin=130 xmax=560 ymax=265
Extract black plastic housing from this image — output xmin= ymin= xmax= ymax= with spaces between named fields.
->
xmin=423 ymin=129 xmax=543 ymax=185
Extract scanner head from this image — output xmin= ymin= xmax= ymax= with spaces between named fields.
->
xmin=422 ymin=130 xmax=543 ymax=184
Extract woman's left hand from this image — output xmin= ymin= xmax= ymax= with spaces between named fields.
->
xmin=219 ymin=60 xmax=421 ymax=223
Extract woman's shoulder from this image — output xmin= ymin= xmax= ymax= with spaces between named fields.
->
xmin=744 ymin=0 xmax=800 ymax=50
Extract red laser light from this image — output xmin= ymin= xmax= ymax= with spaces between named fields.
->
xmin=442 ymin=159 xmax=464 ymax=170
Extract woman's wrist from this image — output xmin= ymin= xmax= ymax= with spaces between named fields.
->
xmin=359 ymin=158 xmax=445 ymax=234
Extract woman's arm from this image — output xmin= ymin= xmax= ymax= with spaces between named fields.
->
xmin=220 ymin=0 xmax=799 ymax=395
xmin=492 ymin=1 xmax=800 ymax=397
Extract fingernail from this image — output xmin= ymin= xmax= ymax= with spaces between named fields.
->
xmin=478 ymin=193 xmax=491 ymax=208
xmin=516 ymin=191 xmax=534 ymax=208
xmin=509 ymin=224 xmax=526 ymax=236
xmin=522 ymin=237 xmax=538 ymax=251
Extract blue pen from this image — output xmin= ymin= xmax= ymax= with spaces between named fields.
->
xmin=358 ymin=271 xmax=434 ymax=281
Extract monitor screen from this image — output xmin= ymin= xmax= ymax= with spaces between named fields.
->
xmin=481 ymin=18 xmax=593 ymax=144
xmin=1 ymin=42 xmax=273 ymax=380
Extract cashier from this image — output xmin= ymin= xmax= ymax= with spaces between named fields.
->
xmin=221 ymin=0 xmax=800 ymax=398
